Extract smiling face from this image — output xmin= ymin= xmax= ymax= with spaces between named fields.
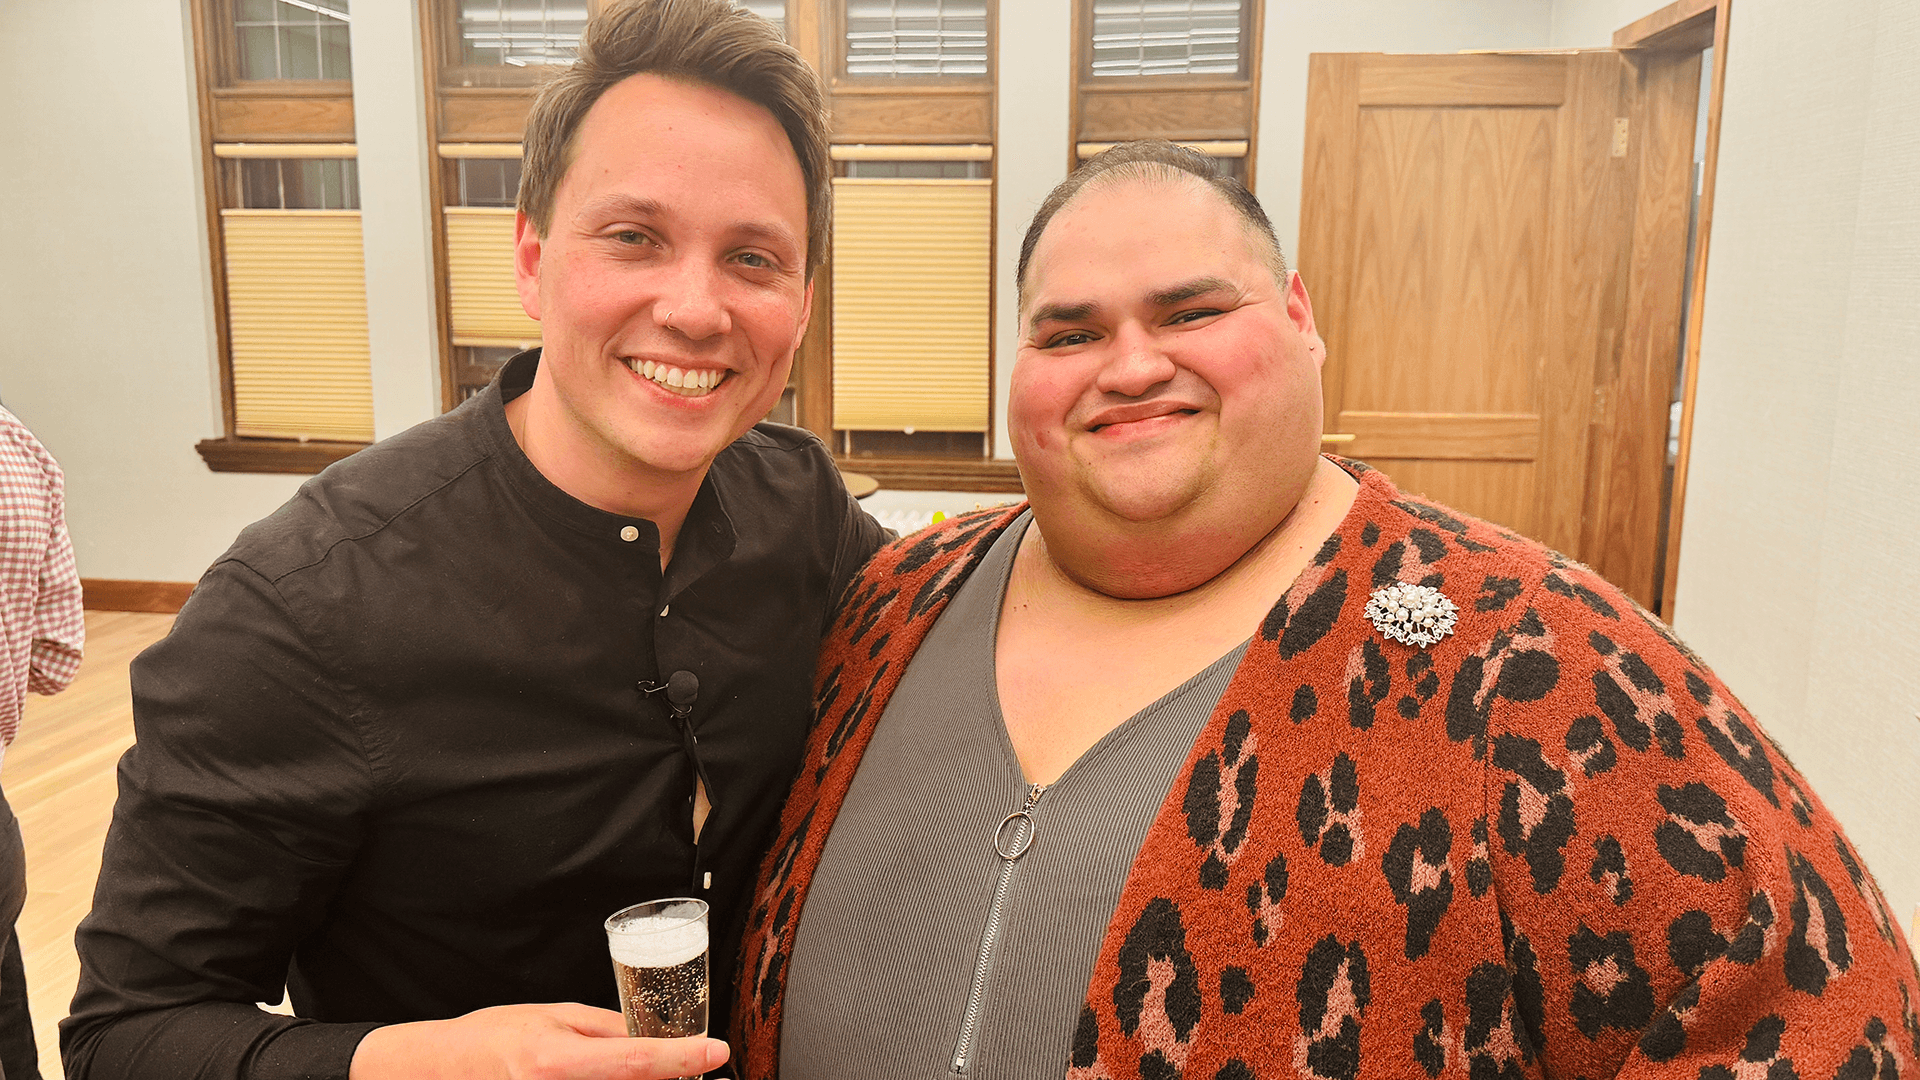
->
xmin=511 ymin=73 xmax=812 ymax=507
xmin=1012 ymin=174 xmax=1328 ymax=593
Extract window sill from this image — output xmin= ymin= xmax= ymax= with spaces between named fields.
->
xmin=836 ymin=455 xmax=1024 ymax=494
xmin=196 ymin=437 xmax=367 ymax=474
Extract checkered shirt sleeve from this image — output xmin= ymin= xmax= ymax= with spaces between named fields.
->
xmin=0 ymin=406 xmax=85 ymax=745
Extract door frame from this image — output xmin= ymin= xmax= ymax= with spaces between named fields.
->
xmin=1613 ymin=0 xmax=1732 ymax=619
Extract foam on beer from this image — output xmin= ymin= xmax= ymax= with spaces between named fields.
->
xmin=608 ymin=903 xmax=707 ymax=969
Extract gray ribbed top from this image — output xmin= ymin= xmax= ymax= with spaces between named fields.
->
xmin=780 ymin=512 xmax=1247 ymax=1080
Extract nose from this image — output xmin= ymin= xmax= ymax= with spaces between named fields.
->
xmin=654 ymin=257 xmax=733 ymax=341
xmin=1095 ymin=323 xmax=1176 ymax=398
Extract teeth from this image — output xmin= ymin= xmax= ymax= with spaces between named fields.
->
xmin=625 ymin=358 xmax=727 ymax=397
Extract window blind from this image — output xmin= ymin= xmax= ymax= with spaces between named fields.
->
xmin=844 ymin=0 xmax=988 ymax=76
xmin=221 ymin=209 xmax=374 ymax=441
xmin=831 ymin=177 xmax=991 ymax=432
xmin=444 ymin=206 xmax=541 ymax=347
xmin=1091 ymin=0 xmax=1243 ymax=78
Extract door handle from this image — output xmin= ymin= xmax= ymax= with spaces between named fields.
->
xmin=1320 ymin=433 xmax=1357 ymax=444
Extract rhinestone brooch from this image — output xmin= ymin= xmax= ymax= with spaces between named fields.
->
xmin=1365 ymin=583 xmax=1458 ymax=648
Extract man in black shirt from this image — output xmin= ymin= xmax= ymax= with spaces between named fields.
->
xmin=61 ymin=3 xmax=888 ymax=1078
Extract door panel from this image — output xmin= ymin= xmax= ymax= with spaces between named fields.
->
xmin=1343 ymin=106 xmax=1556 ymax=415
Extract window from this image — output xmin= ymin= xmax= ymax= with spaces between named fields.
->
xmin=843 ymin=0 xmax=988 ymax=76
xmin=214 ymin=148 xmax=374 ymax=442
xmin=1072 ymin=0 xmax=1261 ymax=187
xmin=230 ymin=157 xmax=362 ymax=209
xmin=193 ymin=0 xmax=367 ymax=472
xmin=234 ymin=0 xmax=353 ymax=80
xmin=454 ymin=0 xmax=587 ymax=69
xmin=424 ymin=0 xmax=571 ymax=408
xmin=829 ymin=148 xmax=992 ymax=453
xmin=781 ymin=1 xmax=997 ymax=468
xmin=440 ymin=0 xmax=588 ymax=88
xmin=451 ymin=155 xmax=521 ymax=208
xmin=440 ymin=147 xmax=540 ymax=400
xmin=1089 ymin=0 xmax=1244 ymax=78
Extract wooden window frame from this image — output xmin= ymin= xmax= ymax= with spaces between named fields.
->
xmin=773 ymin=0 xmax=1016 ymax=490
xmin=1069 ymin=0 xmax=1263 ymax=185
xmin=191 ymin=0 xmax=366 ymax=473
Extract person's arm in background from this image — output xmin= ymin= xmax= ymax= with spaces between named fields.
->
xmin=25 ymin=430 xmax=81 ymax=696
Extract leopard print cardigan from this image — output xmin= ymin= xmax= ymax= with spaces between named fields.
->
xmin=734 ymin=459 xmax=1920 ymax=1080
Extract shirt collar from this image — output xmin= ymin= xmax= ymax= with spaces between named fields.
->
xmin=476 ymin=350 xmax=737 ymax=587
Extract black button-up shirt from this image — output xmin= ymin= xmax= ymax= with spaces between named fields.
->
xmin=63 ymin=353 xmax=890 ymax=1079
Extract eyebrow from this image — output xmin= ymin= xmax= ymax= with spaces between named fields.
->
xmin=1149 ymin=276 xmax=1236 ymax=306
xmin=574 ymin=193 xmax=665 ymax=226
xmin=1027 ymin=300 xmax=1098 ymax=327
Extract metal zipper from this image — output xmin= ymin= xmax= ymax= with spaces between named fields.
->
xmin=950 ymin=783 xmax=1047 ymax=1075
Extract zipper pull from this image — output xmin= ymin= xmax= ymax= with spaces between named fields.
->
xmin=993 ymin=784 xmax=1046 ymax=862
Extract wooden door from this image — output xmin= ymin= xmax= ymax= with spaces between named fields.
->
xmin=1299 ymin=51 xmax=1699 ymax=608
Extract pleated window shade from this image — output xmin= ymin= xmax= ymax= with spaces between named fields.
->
xmin=831 ymin=178 xmax=992 ymax=432
xmin=444 ymin=207 xmax=541 ymax=347
xmin=221 ymin=209 xmax=373 ymax=442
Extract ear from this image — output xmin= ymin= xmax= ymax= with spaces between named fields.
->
xmin=513 ymin=211 xmax=545 ymax=322
xmin=1286 ymin=271 xmax=1327 ymax=368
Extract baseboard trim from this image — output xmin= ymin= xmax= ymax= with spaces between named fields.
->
xmin=82 ymin=579 xmax=194 ymax=614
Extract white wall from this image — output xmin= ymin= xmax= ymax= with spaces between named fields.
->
xmin=1663 ymin=0 xmax=1920 ymax=932
xmin=0 ymin=0 xmax=305 ymax=583
xmin=351 ymin=0 xmax=444 ymax=441
xmin=1547 ymin=0 xmax=1656 ymax=46
xmin=991 ymin=1 xmax=1074 ymax=459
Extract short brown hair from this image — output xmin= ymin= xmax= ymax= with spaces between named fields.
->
xmin=517 ymin=0 xmax=832 ymax=277
xmin=1016 ymin=140 xmax=1287 ymax=303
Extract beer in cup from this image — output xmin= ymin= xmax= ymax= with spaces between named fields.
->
xmin=605 ymin=898 xmax=710 ymax=1040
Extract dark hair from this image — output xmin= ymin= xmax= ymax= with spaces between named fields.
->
xmin=517 ymin=0 xmax=832 ymax=277
xmin=1015 ymin=140 xmax=1287 ymax=301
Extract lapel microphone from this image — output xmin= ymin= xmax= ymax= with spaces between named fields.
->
xmin=642 ymin=670 xmax=716 ymax=882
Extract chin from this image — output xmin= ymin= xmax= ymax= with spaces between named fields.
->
xmin=1087 ymin=478 xmax=1206 ymax=526
xmin=619 ymin=437 xmax=726 ymax=478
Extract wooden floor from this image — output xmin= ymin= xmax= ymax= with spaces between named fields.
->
xmin=8 ymin=611 xmax=172 ymax=1080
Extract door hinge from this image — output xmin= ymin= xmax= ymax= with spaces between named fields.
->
xmin=1612 ymin=118 xmax=1630 ymax=158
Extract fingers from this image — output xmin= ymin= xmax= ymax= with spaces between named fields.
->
xmin=527 ymin=1006 xmax=729 ymax=1080
xmin=610 ymin=1036 xmax=729 ymax=1080
xmin=540 ymin=1002 xmax=632 ymax=1039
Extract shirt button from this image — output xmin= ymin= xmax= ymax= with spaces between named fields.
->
xmin=620 ymin=526 xmax=639 ymax=542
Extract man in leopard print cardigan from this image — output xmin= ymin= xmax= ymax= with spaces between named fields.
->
xmin=733 ymin=142 xmax=1918 ymax=1078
